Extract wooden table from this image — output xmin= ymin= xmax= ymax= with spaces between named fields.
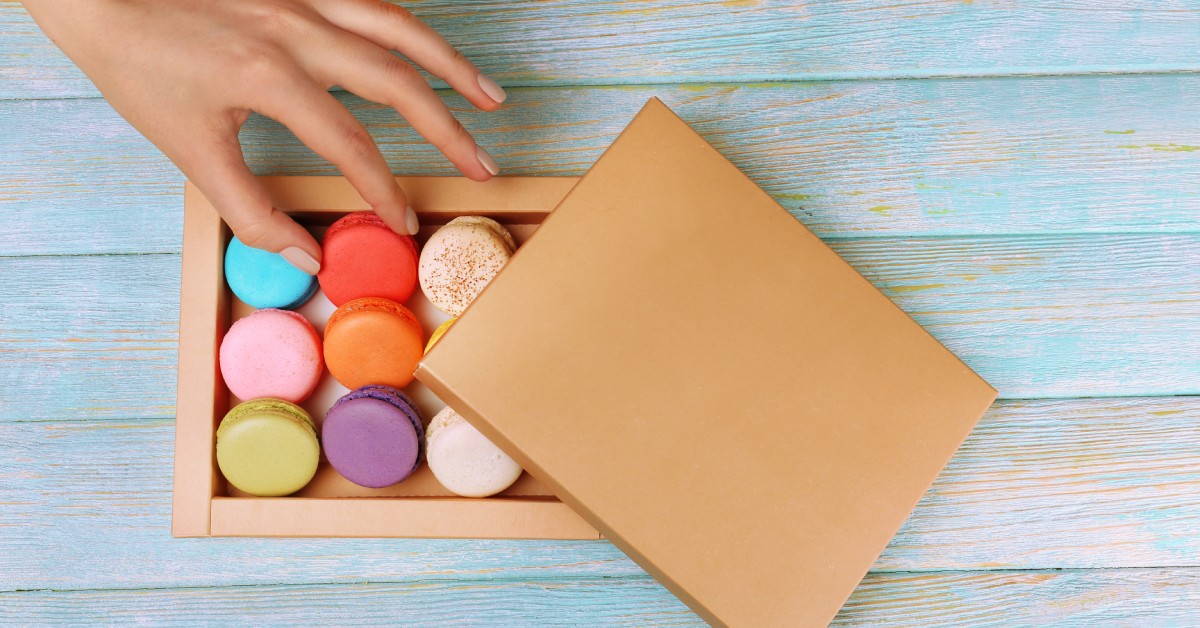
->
xmin=3 ymin=1 xmax=1198 ymax=624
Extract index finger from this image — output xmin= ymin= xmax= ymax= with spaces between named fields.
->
xmin=254 ymin=80 xmax=419 ymax=235
xmin=312 ymin=0 xmax=506 ymax=110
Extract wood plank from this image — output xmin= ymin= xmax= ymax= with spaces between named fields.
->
xmin=4 ymin=232 xmax=1198 ymax=421
xmin=4 ymin=77 xmax=1199 ymax=257
xmin=4 ymin=0 xmax=1200 ymax=99
xmin=845 ymin=568 xmax=1200 ymax=626
xmin=0 ymin=255 xmax=181 ymax=421
xmin=5 ymin=579 xmax=699 ymax=625
xmin=2 ymin=397 xmax=1198 ymax=591
xmin=0 ymin=422 xmax=643 ymax=591
xmin=879 ymin=396 xmax=1200 ymax=571
xmin=5 ymin=568 xmax=1200 ymax=626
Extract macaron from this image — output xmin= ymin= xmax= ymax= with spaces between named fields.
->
xmin=318 ymin=212 xmax=419 ymax=307
xmin=426 ymin=406 xmax=523 ymax=498
xmin=424 ymin=317 xmax=457 ymax=354
xmin=224 ymin=235 xmax=318 ymax=309
xmin=323 ymin=297 xmax=424 ymax=389
xmin=419 ymin=216 xmax=516 ymax=316
xmin=322 ymin=385 xmax=424 ymax=488
xmin=219 ymin=309 xmax=323 ymax=403
xmin=216 ymin=399 xmax=320 ymax=497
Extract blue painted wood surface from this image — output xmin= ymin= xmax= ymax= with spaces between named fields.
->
xmin=5 ymin=77 xmax=1200 ymax=256
xmin=5 ymin=0 xmax=1200 ymax=99
xmin=2 ymin=0 xmax=1200 ymax=624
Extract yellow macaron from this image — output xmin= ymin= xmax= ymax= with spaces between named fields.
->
xmin=215 ymin=398 xmax=319 ymax=497
xmin=425 ymin=317 xmax=457 ymax=354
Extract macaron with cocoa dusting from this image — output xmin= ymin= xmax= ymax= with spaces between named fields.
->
xmin=419 ymin=216 xmax=516 ymax=316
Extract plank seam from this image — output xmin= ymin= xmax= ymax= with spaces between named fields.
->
xmin=6 ymin=231 xmax=1200 ymax=261
xmin=7 ymin=566 xmax=1200 ymax=596
xmin=3 ymin=66 xmax=1200 ymax=103
xmin=5 ymin=393 xmax=1197 ymax=425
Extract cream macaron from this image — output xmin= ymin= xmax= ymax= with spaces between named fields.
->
xmin=419 ymin=217 xmax=516 ymax=316
xmin=426 ymin=406 xmax=523 ymax=498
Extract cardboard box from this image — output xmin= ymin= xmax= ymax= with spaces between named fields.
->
xmin=174 ymin=175 xmax=601 ymax=540
xmin=174 ymin=99 xmax=996 ymax=626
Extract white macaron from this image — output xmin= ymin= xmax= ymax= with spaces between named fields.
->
xmin=426 ymin=406 xmax=523 ymax=498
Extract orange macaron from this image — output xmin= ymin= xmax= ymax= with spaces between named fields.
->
xmin=323 ymin=297 xmax=424 ymax=389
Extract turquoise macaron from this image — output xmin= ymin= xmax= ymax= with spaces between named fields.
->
xmin=224 ymin=236 xmax=319 ymax=309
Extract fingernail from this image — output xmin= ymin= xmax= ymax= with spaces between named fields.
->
xmin=476 ymin=146 xmax=500 ymax=176
xmin=477 ymin=73 xmax=507 ymax=104
xmin=280 ymin=247 xmax=320 ymax=275
xmin=405 ymin=205 xmax=420 ymax=235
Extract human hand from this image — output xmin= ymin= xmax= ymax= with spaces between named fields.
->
xmin=20 ymin=0 xmax=506 ymax=273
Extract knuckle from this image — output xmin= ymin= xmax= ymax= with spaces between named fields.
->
xmin=341 ymin=124 xmax=379 ymax=162
xmin=381 ymin=54 xmax=419 ymax=86
xmin=246 ymin=2 xmax=312 ymax=38
xmin=235 ymin=218 xmax=275 ymax=251
xmin=431 ymin=119 xmax=470 ymax=152
xmin=222 ymin=41 xmax=287 ymax=87
xmin=379 ymin=2 xmax=418 ymax=27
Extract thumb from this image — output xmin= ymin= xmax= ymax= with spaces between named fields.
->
xmin=176 ymin=133 xmax=322 ymax=275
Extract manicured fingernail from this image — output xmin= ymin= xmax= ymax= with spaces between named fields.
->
xmin=477 ymin=73 xmax=507 ymax=104
xmin=476 ymin=146 xmax=500 ymax=176
xmin=280 ymin=247 xmax=320 ymax=275
xmin=405 ymin=205 xmax=420 ymax=235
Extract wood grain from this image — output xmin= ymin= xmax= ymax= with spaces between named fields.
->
xmin=4 ymin=77 xmax=1199 ymax=257
xmin=4 ymin=0 xmax=1200 ymax=99
xmin=843 ymin=568 xmax=1200 ymax=626
xmin=5 ymin=568 xmax=1200 ymax=626
xmin=2 ymin=397 xmax=1197 ymax=591
xmin=0 ymin=421 xmax=642 ymax=590
xmin=4 ymin=1 xmax=1200 ymax=622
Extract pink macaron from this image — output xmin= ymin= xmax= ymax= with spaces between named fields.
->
xmin=219 ymin=309 xmax=323 ymax=403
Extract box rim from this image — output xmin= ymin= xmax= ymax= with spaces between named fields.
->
xmin=173 ymin=175 xmax=597 ymax=539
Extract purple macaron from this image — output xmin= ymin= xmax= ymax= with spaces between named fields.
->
xmin=322 ymin=385 xmax=424 ymax=488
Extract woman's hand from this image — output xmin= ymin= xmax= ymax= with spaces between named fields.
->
xmin=20 ymin=0 xmax=506 ymax=273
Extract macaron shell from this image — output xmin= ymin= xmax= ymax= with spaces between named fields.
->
xmin=219 ymin=309 xmax=323 ymax=403
xmin=318 ymin=212 xmax=419 ymax=307
xmin=419 ymin=216 xmax=516 ymax=316
xmin=323 ymin=389 xmax=424 ymax=488
xmin=327 ymin=384 xmax=425 ymax=457
xmin=224 ymin=236 xmax=319 ymax=310
xmin=324 ymin=298 xmax=424 ymax=389
xmin=216 ymin=399 xmax=320 ymax=497
xmin=426 ymin=406 xmax=523 ymax=498
xmin=453 ymin=216 xmax=517 ymax=251
xmin=424 ymin=317 xmax=457 ymax=354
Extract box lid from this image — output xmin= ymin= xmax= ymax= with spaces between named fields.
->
xmin=415 ymin=98 xmax=997 ymax=626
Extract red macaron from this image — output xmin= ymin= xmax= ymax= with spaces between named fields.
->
xmin=318 ymin=212 xmax=419 ymax=307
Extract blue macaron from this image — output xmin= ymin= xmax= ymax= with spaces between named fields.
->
xmin=224 ymin=236 xmax=319 ymax=310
